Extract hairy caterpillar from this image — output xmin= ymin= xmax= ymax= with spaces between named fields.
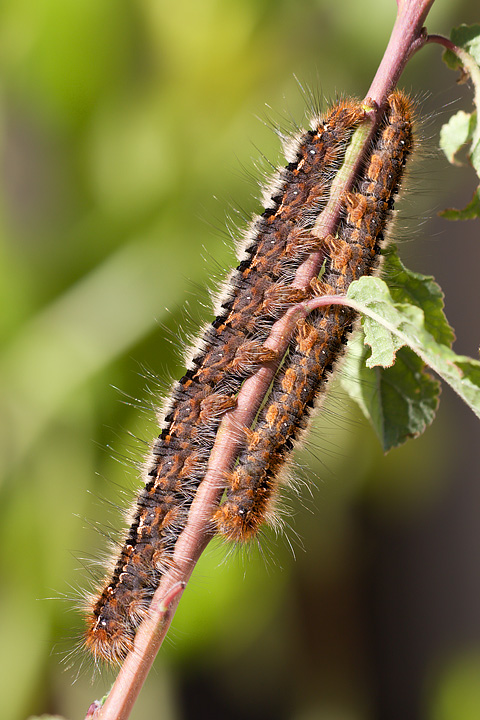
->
xmin=214 ymin=91 xmax=414 ymax=541
xmin=214 ymin=92 xmax=413 ymax=540
xmin=84 ymin=92 xmax=412 ymax=664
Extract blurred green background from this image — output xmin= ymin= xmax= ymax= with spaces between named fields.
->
xmin=1 ymin=1 xmax=480 ymax=719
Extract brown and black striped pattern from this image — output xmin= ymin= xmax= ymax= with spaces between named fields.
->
xmin=213 ymin=91 xmax=414 ymax=542
xmin=84 ymin=100 xmax=366 ymax=663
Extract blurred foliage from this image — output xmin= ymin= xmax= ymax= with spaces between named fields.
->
xmin=429 ymin=653 xmax=480 ymax=720
xmin=1 ymin=1 xmax=479 ymax=720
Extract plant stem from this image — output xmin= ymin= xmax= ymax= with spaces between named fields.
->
xmin=89 ymin=1 xmax=437 ymax=718
xmin=366 ymin=0 xmax=433 ymax=105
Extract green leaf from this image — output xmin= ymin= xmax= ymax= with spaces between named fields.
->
xmin=472 ymin=136 xmax=480 ymax=170
xmin=440 ymin=186 xmax=480 ymax=220
xmin=381 ymin=245 xmax=454 ymax=346
xmin=444 ymin=24 xmax=480 ymax=70
xmin=339 ymin=255 xmax=480 ymax=450
xmin=439 ymin=110 xmax=475 ymax=165
xmin=345 ymin=276 xmax=480 ymax=420
xmin=341 ymin=335 xmax=440 ymax=452
xmin=340 ymin=248 xmax=454 ymax=450
xmin=440 ymin=25 xmax=480 ymax=219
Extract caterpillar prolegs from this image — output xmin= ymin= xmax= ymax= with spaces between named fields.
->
xmin=84 ymin=91 xmax=414 ymax=664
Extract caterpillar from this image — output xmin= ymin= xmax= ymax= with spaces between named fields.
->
xmin=83 ymin=92 xmax=412 ymax=664
xmin=213 ymin=91 xmax=414 ymax=541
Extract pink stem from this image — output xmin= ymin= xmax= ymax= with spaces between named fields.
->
xmin=426 ymin=33 xmax=460 ymax=54
xmin=366 ymin=0 xmax=433 ymax=106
